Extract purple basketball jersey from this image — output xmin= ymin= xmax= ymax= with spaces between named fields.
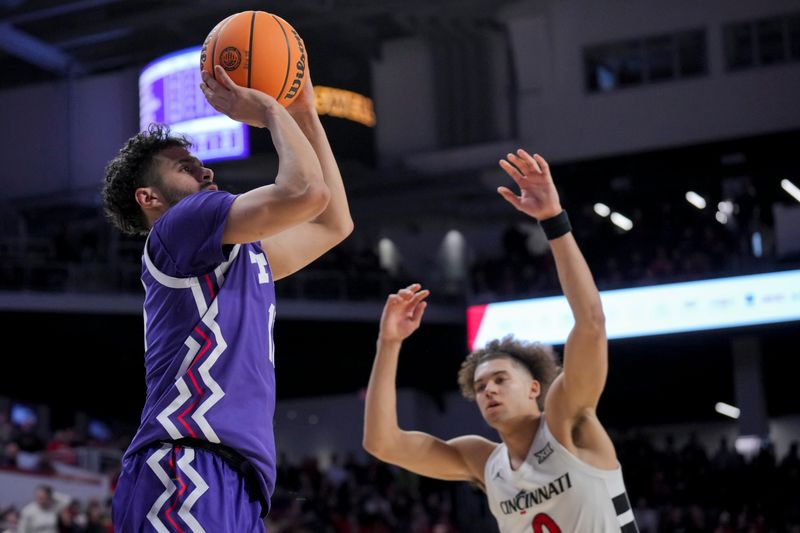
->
xmin=124 ymin=190 xmax=277 ymax=514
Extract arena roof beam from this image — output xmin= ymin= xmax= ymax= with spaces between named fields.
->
xmin=0 ymin=23 xmax=84 ymax=75
xmin=55 ymin=28 xmax=131 ymax=50
xmin=0 ymin=0 xmax=125 ymax=25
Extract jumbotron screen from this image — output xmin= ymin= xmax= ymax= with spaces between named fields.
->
xmin=467 ymin=269 xmax=800 ymax=349
xmin=139 ymin=46 xmax=249 ymax=162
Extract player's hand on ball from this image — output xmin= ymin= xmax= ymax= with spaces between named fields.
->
xmin=200 ymin=65 xmax=280 ymax=128
xmin=286 ymin=66 xmax=317 ymax=118
xmin=498 ymin=150 xmax=562 ymax=220
xmin=379 ymin=284 xmax=429 ymax=343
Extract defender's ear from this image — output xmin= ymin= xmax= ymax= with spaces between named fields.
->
xmin=529 ymin=379 xmax=541 ymax=400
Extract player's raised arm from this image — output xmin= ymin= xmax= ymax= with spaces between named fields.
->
xmin=497 ymin=150 xmax=608 ymax=428
xmin=200 ymin=65 xmax=330 ymax=245
xmin=363 ymin=285 xmax=495 ymax=486
xmin=259 ymin=73 xmax=354 ymax=280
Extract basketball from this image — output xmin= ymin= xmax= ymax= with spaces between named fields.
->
xmin=200 ymin=11 xmax=307 ymax=107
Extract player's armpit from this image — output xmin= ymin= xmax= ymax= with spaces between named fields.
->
xmin=368 ymin=431 xmax=496 ymax=484
xmin=260 ymin=221 xmax=351 ymax=281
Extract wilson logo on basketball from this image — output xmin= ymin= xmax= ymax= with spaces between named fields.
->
xmin=220 ymin=47 xmax=242 ymax=71
xmin=284 ymin=29 xmax=306 ymax=100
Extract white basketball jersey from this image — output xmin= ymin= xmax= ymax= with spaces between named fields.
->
xmin=484 ymin=419 xmax=638 ymax=533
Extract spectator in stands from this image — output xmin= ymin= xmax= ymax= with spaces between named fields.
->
xmin=45 ymin=430 xmax=77 ymax=467
xmin=57 ymin=501 xmax=80 ymax=533
xmin=13 ymin=422 xmax=45 ymax=471
xmin=13 ymin=422 xmax=43 ymax=454
xmin=0 ymin=507 xmax=18 ymax=533
xmin=18 ymin=485 xmax=70 ymax=533
xmin=0 ymin=442 xmax=18 ymax=469
xmin=0 ymin=415 xmax=13 ymax=451
xmin=82 ymin=500 xmax=110 ymax=533
xmin=633 ymin=497 xmax=659 ymax=533
xmin=325 ymin=454 xmax=348 ymax=488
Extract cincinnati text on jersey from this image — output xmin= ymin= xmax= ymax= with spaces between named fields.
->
xmin=499 ymin=473 xmax=573 ymax=515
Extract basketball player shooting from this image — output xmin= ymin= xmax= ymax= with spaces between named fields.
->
xmin=364 ymin=150 xmax=639 ymax=532
xmin=103 ymin=65 xmax=352 ymax=531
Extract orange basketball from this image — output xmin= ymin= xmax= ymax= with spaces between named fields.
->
xmin=200 ymin=11 xmax=308 ymax=107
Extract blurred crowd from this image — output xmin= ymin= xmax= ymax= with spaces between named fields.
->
xmin=267 ymin=454 xmax=467 ymax=533
xmin=0 ymin=413 xmax=120 ymax=475
xmin=3 ymin=180 xmax=796 ymax=304
xmin=617 ymin=433 xmax=800 ymax=533
xmin=0 ymin=413 xmax=77 ymax=473
xmin=470 ymin=199 xmax=778 ymax=303
xmin=0 ymin=487 xmax=111 ymax=533
xmin=262 ymin=435 xmax=800 ymax=532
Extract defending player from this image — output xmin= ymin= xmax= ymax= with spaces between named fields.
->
xmin=364 ymin=150 xmax=638 ymax=532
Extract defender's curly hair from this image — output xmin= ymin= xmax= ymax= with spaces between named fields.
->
xmin=102 ymin=124 xmax=191 ymax=236
xmin=458 ymin=335 xmax=561 ymax=410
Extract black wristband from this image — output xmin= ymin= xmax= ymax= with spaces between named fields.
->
xmin=539 ymin=210 xmax=571 ymax=240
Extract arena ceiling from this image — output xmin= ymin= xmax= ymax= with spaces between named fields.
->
xmin=0 ymin=0 xmax=514 ymax=90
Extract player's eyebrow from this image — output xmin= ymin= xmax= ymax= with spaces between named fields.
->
xmin=474 ymin=370 xmax=509 ymax=386
xmin=175 ymin=156 xmax=203 ymax=168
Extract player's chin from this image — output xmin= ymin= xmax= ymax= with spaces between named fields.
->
xmin=481 ymin=409 xmax=504 ymax=426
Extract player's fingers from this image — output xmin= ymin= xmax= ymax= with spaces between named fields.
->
xmin=214 ymin=65 xmax=237 ymax=90
xmin=411 ymin=301 xmax=428 ymax=323
xmin=533 ymin=153 xmax=550 ymax=173
xmin=409 ymin=289 xmax=430 ymax=307
xmin=506 ymin=153 xmax=527 ymax=173
xmin=517 ymin=149 xmax=542 ymax=174
xmin=200 ymin=87 xmax=226 ymax=113
xmin=499 ymin=160 xmax=525 ymax=186
xmin=398 ymin=288 xmax=414 ymax=301
xmin=507 ymin=152 xmax=534 ymax=176
xmin=199 ymin=82 xmax=221 ymax=103
xmin=497 ymin=186 xmax=523 ymax=211
xmin=202 ymin=70 xmax=224 ymax=92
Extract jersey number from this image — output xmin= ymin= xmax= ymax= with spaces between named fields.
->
xmin=249 ymin=251 xmax=270 ymax=284
xmin=267 ymin=303 xmax=276 ymax=366
xmin=532 ymin=513 xmax=561 ymax=533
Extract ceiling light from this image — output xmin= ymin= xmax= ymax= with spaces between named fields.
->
xmin=610 ymin=212 xmax=633 ymax=231
xmin=593 ymin=203 xmax=611 ymax=217
xmin=715 ymin=401 xmax=740 ymax=419
xmin=718 ymin=200 xmax=734 ymax=215
xmin=781 ymin=179 xmax=800 ymax=203
xmin=686 ymin=191 xmax=707 ymax=209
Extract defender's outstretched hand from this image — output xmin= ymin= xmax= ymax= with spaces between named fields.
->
xmin=200 ymin=65 xmax=280 ymax=128
xmin=498 ymin=150 xmax=562 ymax=220
xmin=379 ymin=284 xmax=430 ymax=343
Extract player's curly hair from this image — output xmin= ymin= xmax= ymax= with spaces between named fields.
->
xmin=458 ymin=335 xmax=561 ymax=410
xmin=102 ymin=124 xmax=191 ymax=236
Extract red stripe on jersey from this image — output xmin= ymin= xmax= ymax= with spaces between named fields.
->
xmin=204 ymin=274 xmax=215 ymax=298
xmin=164 ymin=455 xmax=186 ymax=533
xmin=188 ymin=327 xmax=213 ymax=394
xmin=177 ymin=399 xmax=200 ymax=439
xmin=191 ymin=327 xmax=213 ymax=368
xmin=188 ymin=370 xmax=204 ymax=396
